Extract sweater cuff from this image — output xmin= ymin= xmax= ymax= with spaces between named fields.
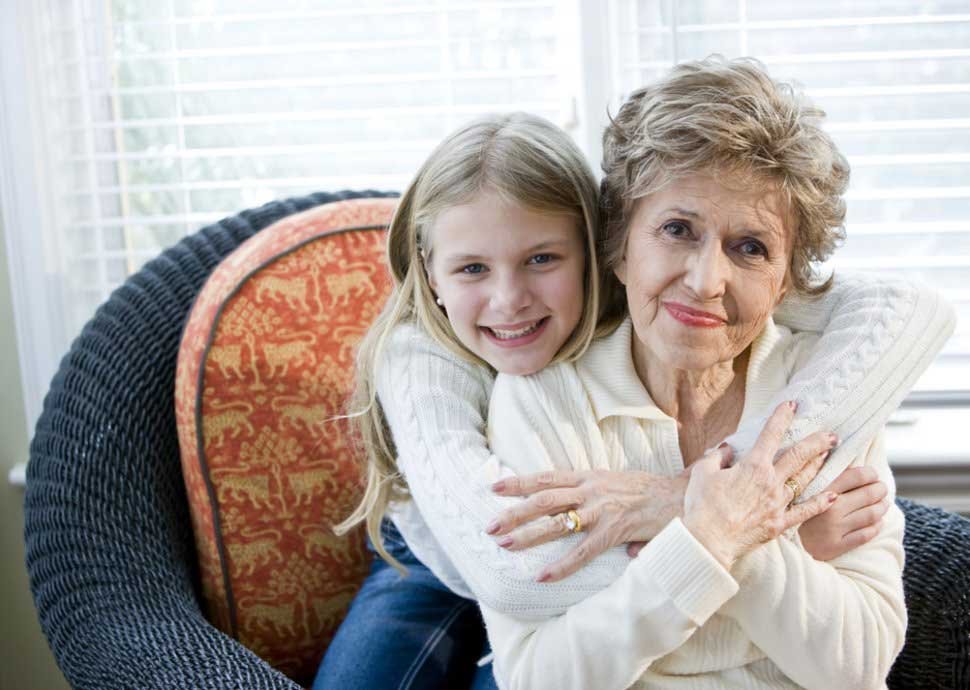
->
xmin=637 ymin=518 xmax=739 ymax=626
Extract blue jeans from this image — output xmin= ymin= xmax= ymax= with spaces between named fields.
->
xmin=312 ymin=521 xmax=498 ymax=690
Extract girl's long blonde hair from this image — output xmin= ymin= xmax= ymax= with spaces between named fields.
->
xmin=335 ymin=112 xmax=602 ymax=569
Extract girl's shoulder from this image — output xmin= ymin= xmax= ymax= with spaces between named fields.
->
xmin=384 ymin=321 xmax=495 ymax=387
xmin=386 ymin=321 xmax=454 ymax=361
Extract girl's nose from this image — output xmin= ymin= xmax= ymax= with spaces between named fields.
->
xmin=490 ymin=273 xmax=532 ymax=315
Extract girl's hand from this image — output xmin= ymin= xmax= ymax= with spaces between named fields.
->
xmin=683 ymin=402 xmax=839 ymax=570
xmin=799 ymin=466 xmax=890 ymax=561
xmin=488 ymin=469 xmax=688 ymax=582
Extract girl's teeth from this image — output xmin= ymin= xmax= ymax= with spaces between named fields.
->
xmin=491 ymin=320 xmax=541 ymax=340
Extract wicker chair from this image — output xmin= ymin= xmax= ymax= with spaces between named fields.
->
xmin=24 ymin=192 xmax=970 ymax=689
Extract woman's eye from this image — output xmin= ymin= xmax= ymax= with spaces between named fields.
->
xmin=662 ymin=221 xmax=691 ymax=238
xmin=528 ymin=253 xmax=555 ymax=265
xmin=460 ymin=263 xmax=487 ymax=274
xmin=737 ymin=240 xmax=768 ymax=258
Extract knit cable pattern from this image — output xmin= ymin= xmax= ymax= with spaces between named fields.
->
xmin=731 ymin=274 xmax=955 ymax=499
xmin=24 ymin=190 xmax=396 ymax=690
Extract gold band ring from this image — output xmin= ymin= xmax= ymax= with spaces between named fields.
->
xmin=784 ymin=477 xmax=802 ymax=504
xmin=563 ymin=509 xmax=583 ymax=534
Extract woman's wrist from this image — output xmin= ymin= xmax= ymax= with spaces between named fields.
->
xmin=682 ymin=512 xmax=736 ymax=570
xmin=632 ymin=471 xmax=689 ymax=539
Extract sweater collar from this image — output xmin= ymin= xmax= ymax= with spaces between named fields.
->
xmin=576 ymin=316 xmax=783 ymax=424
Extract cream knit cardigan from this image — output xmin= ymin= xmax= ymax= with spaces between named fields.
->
xmin=482 ymin=317 xmax=904 ymax=690
xmin=377 ymin=275 xmax=953 ymax=687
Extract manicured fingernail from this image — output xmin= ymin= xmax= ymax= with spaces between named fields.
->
xmin=486 ymin=520 xmax=501 ymax=535
xmin=492 ymin=480 xmax=506 ymax=492
xmin=826 ymin=492 xmax=838 ymax=503
xmin=828 ymin=433 xmax=839 ymax=448
xmin=536 ymin=571 xmax=551 ymax=583
xmin=717 ymin=441 xmax=730 ymax=449
xmin=788 ymin=400 xmax=798 ymax=411
xmin=497 ymin=536 xmax=513 ymax=548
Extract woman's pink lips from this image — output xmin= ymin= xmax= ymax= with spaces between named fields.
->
xmin=480 ymin=317 xmax=549 ymax=348
xmin=663 ymin=302 xmax=725 ymax=328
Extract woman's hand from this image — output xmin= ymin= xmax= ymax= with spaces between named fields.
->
xmin=682 ymin=401 xmax=839 ymax=570
xmin=799 ymin=466 xmax=889 ymax=561
xmin=488 ymin=469 xmax=688 ymax=582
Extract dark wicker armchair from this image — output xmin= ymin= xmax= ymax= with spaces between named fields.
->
xmin=23 ymin=192 xmax=970 ymax=689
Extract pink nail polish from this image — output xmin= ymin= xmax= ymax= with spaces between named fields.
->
xmin=536 ymin=572 xmax=551 ymax=583
xmin=827 ymin=492 xmax=838 ymax=503
xmin=485 ymin=520 xmax=500 ymax=535
xmin=788 ymin=400 xmax=798 ymax=412
xmin=492 ymin=480 xmax=506 ymax=492
xmin=498 ymin=536 xmax=513 ymax=548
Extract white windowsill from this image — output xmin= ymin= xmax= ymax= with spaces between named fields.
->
xmin=886 ymin=407 xmax=970 ymax=515
xmin=885 ymin=407 xmax=970 ymax=467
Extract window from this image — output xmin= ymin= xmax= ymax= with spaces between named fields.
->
xmin=2 ymin=0 xmax=968 ymax=441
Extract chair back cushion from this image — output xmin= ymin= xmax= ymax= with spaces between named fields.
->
xmin=175 ymin=197 xmax=397 ymax=684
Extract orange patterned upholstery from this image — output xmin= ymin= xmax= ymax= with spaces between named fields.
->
xmin=175 ymin=198 xmax=397 ymax=685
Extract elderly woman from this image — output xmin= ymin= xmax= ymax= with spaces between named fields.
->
xmin=480 ymin=58 xmax=906 ymax=689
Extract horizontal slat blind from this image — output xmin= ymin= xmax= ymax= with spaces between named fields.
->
xmin=34 ymin=0 xmax=569 ymax=339
xmin=609 ymin=0 xmax=970 ymax=392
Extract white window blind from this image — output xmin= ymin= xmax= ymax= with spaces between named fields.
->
xmin=607 ymin=0 xmax=970 ymax=394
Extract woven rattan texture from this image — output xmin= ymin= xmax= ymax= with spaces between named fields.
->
xmin=24 ymin=190 xmax=396 ymax=690
xmin=890 ymin=497 xmax=970 ymax=690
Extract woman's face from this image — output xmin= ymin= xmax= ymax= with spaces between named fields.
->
xmin=615 ymin=171 xmax=792 ymax=373
xmin=427 ymin=189 xmax=587 ymax=375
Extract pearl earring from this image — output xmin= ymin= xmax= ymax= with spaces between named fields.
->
xmin=435 ymin=297 xmax=444 ymax=307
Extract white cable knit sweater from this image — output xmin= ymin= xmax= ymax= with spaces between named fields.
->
xmin=375 ymin=275 xmax=952 ymax=682
xmin=481 ymin=317 xmax=906 ymax=690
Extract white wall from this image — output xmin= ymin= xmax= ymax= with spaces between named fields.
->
xmin=0 ymin=212 xmax=69 ymax=690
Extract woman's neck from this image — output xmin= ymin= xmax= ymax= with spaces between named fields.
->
xmin=634 ymin=345 xmax=750 ymax=465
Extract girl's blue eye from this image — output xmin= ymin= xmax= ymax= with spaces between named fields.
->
xmin=528 ymin=253 xmax=554 ymax=265
xmin=461 ymin=263 xmax=486 ymax=274
xmin=738 ymin=240 xmax=768 ymax=258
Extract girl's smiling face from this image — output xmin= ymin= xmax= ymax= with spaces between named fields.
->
xmin=427 ymin=189 xmax=586 ymax=375
xmin=616 ymin=171 xmax=793 ymax=373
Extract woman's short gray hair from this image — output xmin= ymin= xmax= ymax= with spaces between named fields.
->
xmin=599 ymin=56 xmax=849 ymax=297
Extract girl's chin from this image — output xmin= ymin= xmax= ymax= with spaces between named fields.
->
xmin=503 ymin=363 xmax=544 ymax=376
xmin=480 ymin=347 xmax=550 ymax=376
xmin=485 ymin=356 xmax=545 ymax=376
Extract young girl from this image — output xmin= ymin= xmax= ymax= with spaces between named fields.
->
xmin=312 ymin=113 xmax=954 ymax=690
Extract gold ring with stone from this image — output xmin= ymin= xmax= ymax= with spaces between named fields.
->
xmin=563 ymin=509 xmax=583 ymax=533
xmin=784 ymin=477 xmax=802 ymax=504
